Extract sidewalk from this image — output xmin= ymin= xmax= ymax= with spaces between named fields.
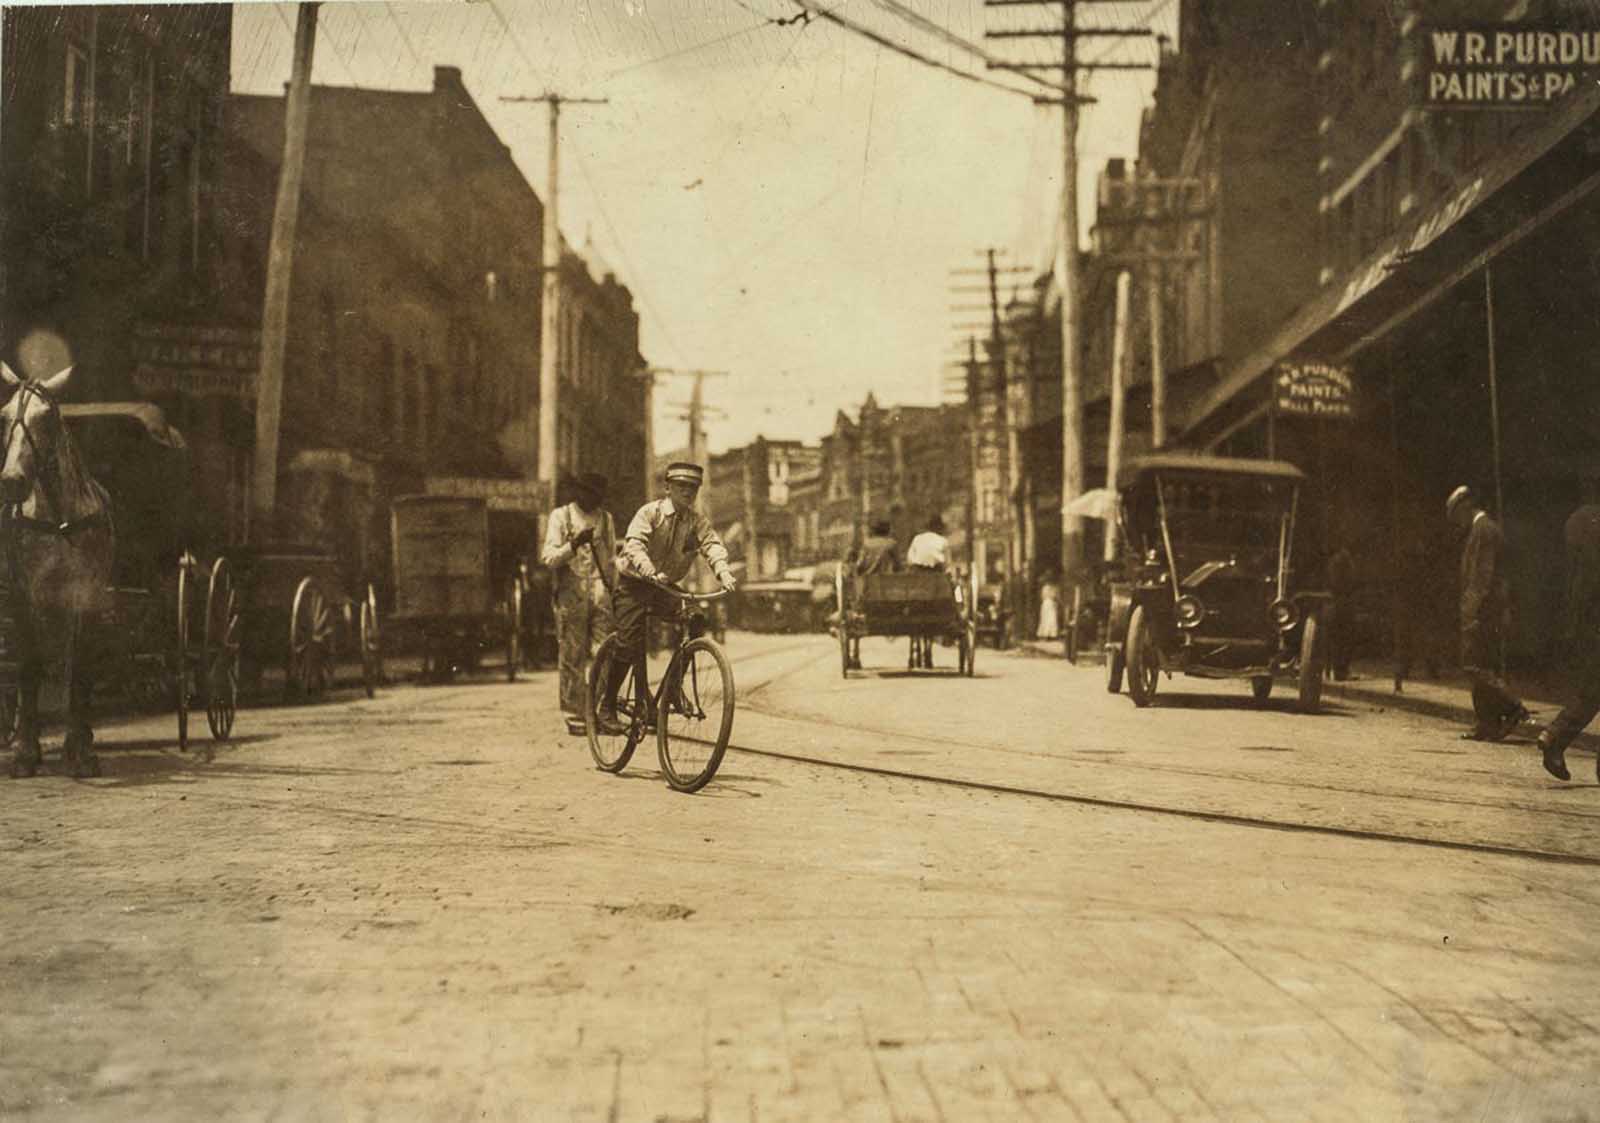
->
xmin=1015 ymin=637 xmax=1600 ymax=753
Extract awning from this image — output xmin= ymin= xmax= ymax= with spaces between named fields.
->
xmin=1182 ymin=84 xmax=1600 ymax=447
xmin=61 ymin=402 xmax=187 ymax=450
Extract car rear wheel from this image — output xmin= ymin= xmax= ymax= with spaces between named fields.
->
xmin=1298 ymin=613 xmax=1325 ymax=714
xmin=1125 ymin=605 xmax=1158 ymax=707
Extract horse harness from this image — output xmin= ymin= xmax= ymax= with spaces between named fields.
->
xmin=1 ymin=382 xmax=108 ymax=542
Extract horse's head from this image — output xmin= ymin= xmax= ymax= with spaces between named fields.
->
xmin=0 ymin=362 xmax=74 ymax=505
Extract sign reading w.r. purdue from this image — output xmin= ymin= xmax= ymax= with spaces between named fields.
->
xmin=1423 ymin=24 xmax=1600 ymax=109
xmin=1273 ymin=361 xmax=1355 ymax=421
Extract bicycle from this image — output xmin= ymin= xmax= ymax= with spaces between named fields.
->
xmin=584 ymin=583 xmax=736 ymax=793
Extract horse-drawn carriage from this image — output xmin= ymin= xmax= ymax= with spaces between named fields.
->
xmin=2 ymin=381 xmax=239 ymax=775
xmin=833 ymin=564 xmax=977 ymax=677
xmin=384 ymin=494 xmax=529 ymax=682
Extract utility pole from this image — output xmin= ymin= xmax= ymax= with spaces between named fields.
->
xmin=986 ymin=0 xmax=1150 ymax=589
xmin=1104 ymin=270 xmax=1131 ymax=562
xmin=501 ymin=92 xmax=608 ymax=487
xmin=252 ymin=1 xmax=318 ymax=539
xmin=1148 ymin=263 xmax=1166 ymax=448
xmin=950 ymin=257 xmax=1030 ymax=582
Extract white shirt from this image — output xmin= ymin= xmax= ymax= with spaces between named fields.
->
xmin=905 ymin=531 xmax=949 ymax=569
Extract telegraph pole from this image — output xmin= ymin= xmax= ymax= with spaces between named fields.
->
xmin=252 ymin=1 xmax=318 ymax=538
xmin=985 ymin=0 xmax=1150 ymax=586
xmin=501 ymin=93 xmax=608 ymax=487
xmin=950 ymin=256 xmax=1030 ymax=582
xmin=1104 ymin=270 xmax=1131 ymax=562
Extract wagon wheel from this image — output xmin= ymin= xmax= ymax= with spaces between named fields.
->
xmin=175 ymin=555 xmax=193 ymax=752
xmin=359 ymin=583 xmax=382 ymax=699
xmin=835 ymin=563 xmax=851 ymax=678
xmin=204 ymin=557 xmax=241 ymax=742
xmin=287 ymin=577 xmax=333 ymax=701
xmin=505 ymin=576 xmax=523 ymax=683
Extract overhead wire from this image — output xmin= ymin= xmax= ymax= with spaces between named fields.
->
xmin=785 ymin=0 xmax=1053 ymax=102
xmin=862 ymin=0 xmax=1058 ymax=92
xmin=570 ymin=145 xmax=691 ymax=366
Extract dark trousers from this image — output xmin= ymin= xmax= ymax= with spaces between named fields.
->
xmin=606 ymin=575 xmax=679 ymax=711
xmin=1547 ymin=643 xmax=1600 ymax=752
xmin=1461 ymin=622 xmax=1521 ymax=731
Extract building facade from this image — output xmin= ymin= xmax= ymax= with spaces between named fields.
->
xmin=1 ymin=3 xmax=244 ymax=546
xmin=223 ymin=67 xmax=649 ymax=570
xmin=1176 ymin=0 xmax=1600 ymax=662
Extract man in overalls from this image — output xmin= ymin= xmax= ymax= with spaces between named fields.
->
xmin=541 ymin=472 xmax=616 ymax=736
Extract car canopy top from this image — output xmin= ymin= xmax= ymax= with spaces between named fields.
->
xmin=1116 ymin=453 xmax=1303 ymax=492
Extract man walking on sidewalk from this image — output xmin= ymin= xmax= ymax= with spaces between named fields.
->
xmin=542 ymin=473 xmax=616 ymax=736
xmin=1537 ymin=485 xmax=1600 ymax=782
xmin=1447 ymin=485 xmax=1529 ymax=742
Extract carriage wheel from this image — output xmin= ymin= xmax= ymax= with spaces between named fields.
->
xmin=505 ymin=577 xmax=523 ymax=683
xmin=287 ymin=577 xmax=333 ymax=701
xmin=359 ymin=584 xmax=382 ymax=699
xmin=204 ymin=557 xmax=241 ymax=741
xmin=175 ymin=557 xmax=192 ymax=752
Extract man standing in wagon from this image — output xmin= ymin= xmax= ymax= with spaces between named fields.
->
xmin=542 ymin=472 xmax=616 ymax=736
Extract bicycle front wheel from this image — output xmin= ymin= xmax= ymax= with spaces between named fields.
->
xmin=657 ymin=636 xmax=735 ymax=793
xmin=586 ymin=635 xmax=644 ymax=773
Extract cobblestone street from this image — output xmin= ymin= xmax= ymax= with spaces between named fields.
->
xmin=3 ymin=633 xmax=1598 ymax=1121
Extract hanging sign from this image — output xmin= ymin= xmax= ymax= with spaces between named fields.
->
xmin=1273 ymin=361 xmax=1355 ymax=420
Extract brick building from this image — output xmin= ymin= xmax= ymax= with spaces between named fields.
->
xmin=1 ymin=4 xmax=245 ymax=546
xmin=223 ymin=67 xmax=649 ymax=571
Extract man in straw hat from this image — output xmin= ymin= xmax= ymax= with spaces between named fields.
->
xmin=1446 ymin=484 xmax=1529 ymax=742
xmin=542 ymin=472 xmax=617 ymax=735
xmin=596 ymin=461 xmax=736 ymax=733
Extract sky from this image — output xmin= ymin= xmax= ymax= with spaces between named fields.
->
xmin=230 ymin=0 xmax=1176 ymax=455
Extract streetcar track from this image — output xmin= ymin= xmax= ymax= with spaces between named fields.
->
xmin=686 ymin=643 xmax=1600 ymax=869
xmin=733 ymin=646 xmax=1600 ymax=825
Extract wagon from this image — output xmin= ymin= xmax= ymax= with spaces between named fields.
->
xmin=224 ymin=543 xmax=380 ymax=702
xmin=834 ymin=564 xmax=977 ymax=677
xmin=1103 ymin=454 xmax=1330 ymax=711
xmin=387 ymin=494 xmax=524 ymax=682
xmin=61 ymin=403 xmax=239 ymax=752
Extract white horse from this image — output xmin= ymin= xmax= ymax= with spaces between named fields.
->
xmin=1 ymin=363 xmax=115 ymax=777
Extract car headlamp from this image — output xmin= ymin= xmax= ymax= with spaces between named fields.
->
xmin=1269 ymin=599 xmax=1298 ymax=631
xmin=1175 ymin=595 xmax=1205 ymax=629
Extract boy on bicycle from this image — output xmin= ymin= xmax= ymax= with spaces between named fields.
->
xmin=597 ymin=461 xmax=737 ymax=733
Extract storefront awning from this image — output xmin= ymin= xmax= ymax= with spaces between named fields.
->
xmin=1182 ymin=85 xmax=1600 ymax=448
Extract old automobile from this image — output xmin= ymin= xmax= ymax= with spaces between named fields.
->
xmin=1104 ymin=454 xmax=1329 ymax=712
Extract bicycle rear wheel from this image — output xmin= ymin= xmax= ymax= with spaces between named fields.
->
xmin=657 ymin=636 xmax=735 ymax=793
xmin=585 ymin=635 xmax=643 ymax=772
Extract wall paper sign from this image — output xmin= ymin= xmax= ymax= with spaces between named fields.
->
xmin=1274 ymin=361 xmax=1355 ymax=420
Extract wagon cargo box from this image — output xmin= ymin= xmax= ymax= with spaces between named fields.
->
xmin=391 ymin=496 xmax=492 ymax=621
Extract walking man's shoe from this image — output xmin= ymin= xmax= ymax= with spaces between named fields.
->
xmin=1461 ymin=727 xmax=1496 ymax=742
xmin=564 ymin=714 xmax=587 ymax=737
xmin=1538 ymin=729 xmax=1571 ymax=782
xmin=1498 ymin=704 xmax=1533 ymax=740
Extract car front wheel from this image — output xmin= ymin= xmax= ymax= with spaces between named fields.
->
xmin=1125 ymin=605 xmax=1159 ymax=708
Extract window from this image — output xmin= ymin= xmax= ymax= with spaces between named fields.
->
xmin=377 ymin=337 xmax=394 ymax=434
xmin=403 ymin=351 xmax=419 ymax=440
xmin=64 ymin=43 xmax=89 ymax=125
